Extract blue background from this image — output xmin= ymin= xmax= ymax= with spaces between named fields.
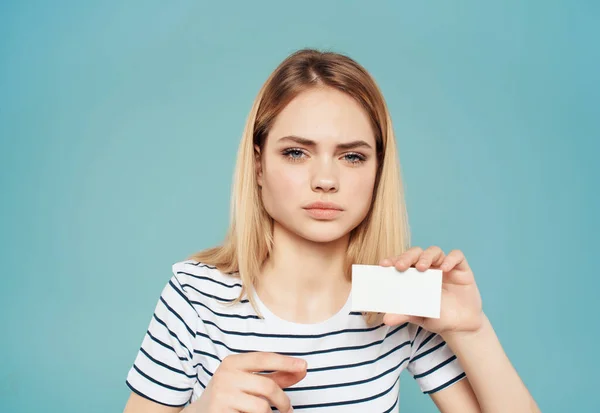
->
xmin=1 ymin=1 xmax=598 ymax=412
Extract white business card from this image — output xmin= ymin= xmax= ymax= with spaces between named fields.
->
xmin=351 ymin=264 xmax=442 ymax=318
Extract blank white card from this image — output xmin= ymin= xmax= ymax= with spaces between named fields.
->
xmin=351 ymin=264 xmax=442 ymax=318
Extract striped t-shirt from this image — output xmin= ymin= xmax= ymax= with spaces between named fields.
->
xmin=126 ymin=260 xmax=467 ymax=411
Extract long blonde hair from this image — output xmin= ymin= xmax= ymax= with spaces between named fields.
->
xmin=189 ymin=48 xmax=411 ymax=325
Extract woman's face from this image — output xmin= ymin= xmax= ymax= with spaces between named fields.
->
xmin=257 ymin=87 xmax=378 ymax=244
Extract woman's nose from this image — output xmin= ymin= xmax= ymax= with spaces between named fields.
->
xmin=311 ymin=161 xmax=339 ymax=193
xmin=314 ymin=177 xmax=338 ymax=192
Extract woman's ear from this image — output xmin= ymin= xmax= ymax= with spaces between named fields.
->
xmin=254 ymin=144 xmax=263 ymax=187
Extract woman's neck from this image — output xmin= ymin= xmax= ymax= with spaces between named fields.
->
xmin=255 ymin=222 xmax=352 ymax=323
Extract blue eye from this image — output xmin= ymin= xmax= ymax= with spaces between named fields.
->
xmin=281 ymin=148 xmax=367 ymax=164
xmin=344 ymin=153 xmax=366 ymax=164
xmin=282 ymin=148 xmax=306 ymax=161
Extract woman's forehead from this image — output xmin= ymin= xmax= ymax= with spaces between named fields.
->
xmin=267 ymin=89 xmax=375 ymax=146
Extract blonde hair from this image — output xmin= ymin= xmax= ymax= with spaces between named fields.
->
xmin=188 ymin=48 xmax=411 ymax=326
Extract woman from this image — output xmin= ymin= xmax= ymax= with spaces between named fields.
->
xmin=123 ymin=49 xmax=539 ymax=412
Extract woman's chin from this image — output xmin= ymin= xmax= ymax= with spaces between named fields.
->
xmin=273 ymin=218 xmax=356 ymax=245
xmin=294 ymin=226 xmax=351 ymax=244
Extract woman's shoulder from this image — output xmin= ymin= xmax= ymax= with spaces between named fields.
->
xmin=169 ymin=259 xmax=245 ymax=304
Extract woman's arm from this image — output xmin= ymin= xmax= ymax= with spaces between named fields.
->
xmin=381 ymin=246 xmax=541 ymax=412
xmin=431 ymin=313 xmax=540 ymax=413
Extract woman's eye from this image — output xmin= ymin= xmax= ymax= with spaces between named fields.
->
xmin=282 ymin=149 xmax=365 ymax=164
xmin=282 ymin=149 xmax=306 ymax=161
xmin=344 ymin=153 xmax=366 ymax=164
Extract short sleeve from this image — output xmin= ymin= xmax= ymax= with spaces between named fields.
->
xmin=406 ymin=324 xmax=467 ymax=394
xmin=126 ymin=274 xmax=200 ymax=407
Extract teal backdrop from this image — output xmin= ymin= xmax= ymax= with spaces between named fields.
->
xmin=1 ymin=1 xmax=598 ymax=412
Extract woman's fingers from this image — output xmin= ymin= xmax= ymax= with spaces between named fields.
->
xmin=235 ymin=371 xmax=294 ymax=413
xmin=393 ymin=246 xmax=445 ymax=271
xmin=264 ymin=369 xmax=308 ymax=389
xmin=223 ymin=352 xmax=307 ymax=374
xmin=383 ymin=313 xmax=425 ymax=327
xmin=440 ymin=249 xmax=471 ymax=273
xmin=217 ymin=352 xmax=306 ymax=412
xmin=198 ymin=352 xmax=306 ymax=412
xmin=379 ymin=246 xmax=422 ymax=267
xmin=414 ymin=246 xmax=445 ymax=272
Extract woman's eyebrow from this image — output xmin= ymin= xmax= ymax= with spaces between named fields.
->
xmin=277 ymin=135 xmax=373 ymax=150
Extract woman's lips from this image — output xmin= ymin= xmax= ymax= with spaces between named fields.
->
xmin=303 ymin=208 xmax=343 ymax=219
xmin=302 ymin=201 xmax=344 ymax=220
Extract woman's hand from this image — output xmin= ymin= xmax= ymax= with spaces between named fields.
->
xmin=380 ymin=246 xmax=485 ymax=337
xmin=191 ymin=352 xmax=306 ymax=413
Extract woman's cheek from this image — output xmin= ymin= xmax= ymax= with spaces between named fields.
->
xmin=351 ymin=173 xmax=376 ymax=210
xmin=271 ymin=166 xmax=308 ymax=196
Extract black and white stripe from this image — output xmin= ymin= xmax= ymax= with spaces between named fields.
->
xmin=126 ymin=260 xmax=467 ymax=410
